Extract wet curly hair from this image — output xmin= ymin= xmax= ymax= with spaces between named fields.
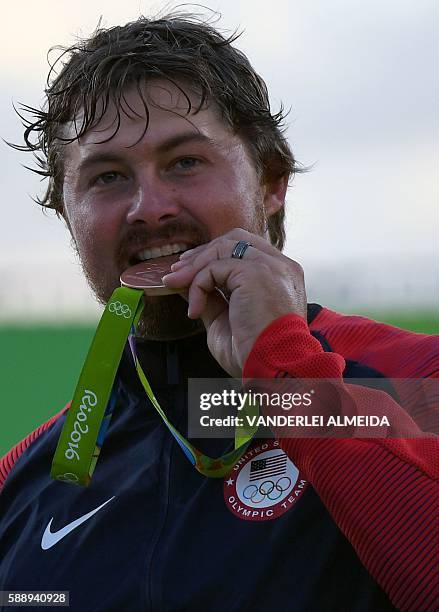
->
xmin=13 ymin=10 xmax=301 ymax=250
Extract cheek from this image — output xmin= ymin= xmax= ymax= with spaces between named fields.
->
xmin=63 ymin=194 xmax=89 ymax=246
xmin=67 ymin=210 xmax=94 ymax=253
xmin=66 ymin=201 xmax=118 ymax=257
xmin=195 ymin=168 xmax=260 ymax=228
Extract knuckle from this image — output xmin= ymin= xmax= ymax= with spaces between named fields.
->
xmin=227 ymin=227 xmax=250 ymax=239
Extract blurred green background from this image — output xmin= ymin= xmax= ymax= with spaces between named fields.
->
xmin=0 ymin=325 xmax=95 ymax=457
xmin=1 ymin=311 xmax=438 ymax=456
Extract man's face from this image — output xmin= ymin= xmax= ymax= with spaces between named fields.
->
xmin=61 ymin=80 xmax=283 ymax=337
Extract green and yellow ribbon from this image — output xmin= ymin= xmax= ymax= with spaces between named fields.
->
xmin=51 ymin=287 xmax=257 ymax=486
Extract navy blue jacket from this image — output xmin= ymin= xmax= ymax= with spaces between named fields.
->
xmin=3 ymin=305 xmax=433 ymax=611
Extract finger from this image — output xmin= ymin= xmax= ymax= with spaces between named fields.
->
xmin=163 ymin=238 xmax=259 ymax=290
xmin=222 ymin=228 xmax=283 ymax=258
xmin=186 ymin=259 xmax=246 ymax=319
xmin=163 ymin=240 xmax=290 ymax=292
xmin=185 ymin=237 xmax=258 ymax=273
xmin=179 ymin=227 xmax=281 ymax=261
xmin=188 ymin=285 xmax=227 ymax=324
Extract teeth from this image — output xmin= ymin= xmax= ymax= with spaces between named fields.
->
xmin=137 ymin=243 xmax=189 ymax=261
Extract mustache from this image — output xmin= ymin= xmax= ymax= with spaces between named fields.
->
xmin=116 ymin=219 xmax=210 ymax=264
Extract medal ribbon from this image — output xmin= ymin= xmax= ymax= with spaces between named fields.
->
xmin=51 ymin=287 xmax=257 ymax=486
xmin=51 ymin=287 xmax=144 ymax=486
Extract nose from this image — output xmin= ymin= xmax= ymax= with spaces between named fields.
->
xmin=126 ymin=178 xmax=182 ymax=226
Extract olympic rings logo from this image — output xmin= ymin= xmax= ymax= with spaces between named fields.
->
xmin=108 ymin=301 xmax=132 ymax=318
xmin=243 ymin=476 xmax=292 ymax=504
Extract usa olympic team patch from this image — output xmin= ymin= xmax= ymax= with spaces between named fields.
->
xmin=223 ymin=439 xmax=307 ymax=521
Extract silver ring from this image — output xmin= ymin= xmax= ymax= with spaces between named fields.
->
xmin=231 ymin=240 xmax=252 ymax=259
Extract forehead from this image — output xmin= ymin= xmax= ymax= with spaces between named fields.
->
xmin=62 ymin=79 xmax=234 ymax=156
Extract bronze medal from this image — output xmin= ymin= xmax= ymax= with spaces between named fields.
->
xmin=120 ymin=254 xmax=180 ymax=295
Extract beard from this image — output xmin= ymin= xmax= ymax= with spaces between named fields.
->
xmin=80 ymin=254 xmax=204 ymax=339
xmin=136 ymin=294 xmax=204 ymax=340
xmin=73 ymin=204 xmax=267 ymax=340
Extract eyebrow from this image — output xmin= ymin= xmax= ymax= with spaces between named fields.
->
xmin=77 ymin=132 xmax=218 ymax=173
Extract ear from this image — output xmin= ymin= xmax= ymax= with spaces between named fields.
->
xmin=262 ymin=174 xmax=289 ymax=218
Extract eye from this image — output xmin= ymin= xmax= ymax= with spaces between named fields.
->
xmin=94 ymin=171 xmax=125 ymax=185
xmin=174 ymin=157 xmax=201 ymax=171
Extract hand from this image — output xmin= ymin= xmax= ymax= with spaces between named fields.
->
xmin=162 ymin=228 xmax=307 ymax=377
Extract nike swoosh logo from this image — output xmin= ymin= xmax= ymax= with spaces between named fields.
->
xmin=41 ymin=496 xmax=115 ymax=550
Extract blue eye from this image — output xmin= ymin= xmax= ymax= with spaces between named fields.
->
xmin=175 ymin=157 xmax=200 ymax=170
xmin=95 ymin=171 xmax=123 ymax=185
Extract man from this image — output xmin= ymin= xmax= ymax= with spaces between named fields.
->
xmin=0 ymin=13 xmax=437 ymax=612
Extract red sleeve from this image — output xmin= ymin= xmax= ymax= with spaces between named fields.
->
xmin=243 ymin=314 xmax=439 ymax=612
xmin=0 ymin=404 xmax=69 ymax=493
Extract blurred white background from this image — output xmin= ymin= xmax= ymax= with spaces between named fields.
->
xmin=1 ymin=0 xmax=438 ymax=320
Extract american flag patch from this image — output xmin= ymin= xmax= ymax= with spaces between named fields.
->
xmin=249 ymin=453 xmax=287 ymax=481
